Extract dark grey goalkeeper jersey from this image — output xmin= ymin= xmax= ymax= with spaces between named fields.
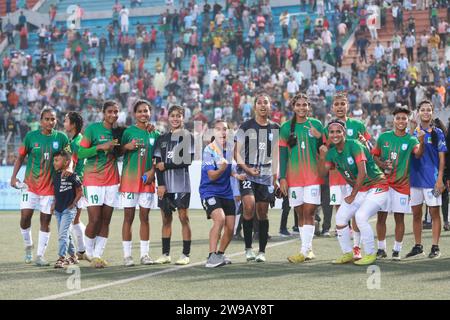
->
xmin=153 ymin=129 xmax=194 ymax=193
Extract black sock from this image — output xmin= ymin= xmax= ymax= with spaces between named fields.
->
xmin=183 ymin=240 xmax=191 ymax=256
xmin=259 ymin=219 xmax=269 ymax=253
xmin=162 ymin=237 xmax=171 ymax=255
xmin=217 ymin=251 xmax=224 ymax=255
xmin=208 ymin=252 xmax=214 ymax=258
xmin=243 ymin=218 xmax=254 ymax=249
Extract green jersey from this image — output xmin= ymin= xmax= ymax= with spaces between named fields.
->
xmin=18 ymin=129 xmax=69 ymax=195
xmin=325 ymin=139 xmax=387 ymax=192
xmin=325 ymin=117 xmax=371 ymax=186
xmin=79 ymin=122 xmax=119 ymax=186
xmin=372 ymin=131 xmax=419 ymax=195
xmin=70 ymin=133 xmax=85 ymax=180
xmin=120 ymin=126 xmax=160 ymax=193
xmin=279 ymin=117 xmax=324 ymax=187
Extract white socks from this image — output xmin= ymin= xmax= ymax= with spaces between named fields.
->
xmin=353 ymin=231 xmax=362 ymax=248
xmin=378 ymin=239 xmax=387 ymax=251
xmin=72 ymin=222 xmax=86 ymax=252
xmin=85 ymin=236 xmax=95 ymax=258
xmin=337 ymin=226 xmax=353 ymax=254
xmin=123 ymin=241 xmax=132 ymax=258
xmin=140 ymin=240 xmax=149 ymax=258
xmin=393 ymin=241 xmax=403 ymax=253
xmin=300 ymin=225 xmax=314 ymax=256
xmin=37 ymin=231 xmax=50 ymax=257
xmin=21 ymin=227 xmax=33 ymax=247
xmin=93 ymin=236 xmax=108 ymax=258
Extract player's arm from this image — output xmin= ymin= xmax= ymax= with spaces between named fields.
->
xmin=371 ymin=143 xmax=388 ymax=170
xmin=10 ymin=153 xmax=26 ymax=187
xmin=234 ymin=140 xmax=259 ymax=177
xmin=279 ymin=129 xmax=289 ymax=196
xmin=412 ymin=131 xmax=425 ymax=159
xmin=436 ymin=151 xmax=446 ymax=193
xmin=208 ymin=161 xmax=228 ymax=181
xmin=317 ymin=145 xmax=332 ymax=177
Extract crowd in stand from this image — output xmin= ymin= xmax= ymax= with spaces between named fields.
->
xmin=0 ymin=0 xmax=449 ymax=165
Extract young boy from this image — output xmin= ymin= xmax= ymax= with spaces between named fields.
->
xmin=52 ymin=150 xmax=83 ymax=268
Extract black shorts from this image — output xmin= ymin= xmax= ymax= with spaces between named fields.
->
xmin=158 ymin=192 xmax=191 ymax=215
xmin=202 ymin=197 xmax=236 ymax=219
xmin=239 ymin=180 xmax=275 ymax=203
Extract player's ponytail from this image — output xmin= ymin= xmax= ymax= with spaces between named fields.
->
xmin=66 ymin=111 xmax=84 ymax=138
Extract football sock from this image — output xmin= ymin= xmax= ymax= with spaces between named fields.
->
xmin=122 ymin=241 xmax=132 ymax=258
xmin=182 ymin=240 xmax=191 ymax=256
xmin=21 ymin=227 xmax=32 ymax=247
xmin=85 ymin=236 xmax=95 ymax=258
xmin=336 ymin=226 xmax=353 ymax=254
xmin=37 ymin=231 xmax=50 ymax=257
xmin=393 ymin=241 xmax=402 ymax=252
xmin=140 ymin=240 xmax=149 ymax=258
xmin=162 ymin=237 xmax=170 ymax=255
xmin=353 ymin=231 xmax=361 ymax=248
xmin=301 ymin=225 xmax=314 ymax=256
xmin=93 ymin=236 xmax=108 ymax=258
xmin=378 ymin=239 xmax=387 ymax=251
xmin=243 ymin=218 xmax=253 ymax=249
xmin=72 ymin=222 xmax=86 ymax=252
xmin=258 ymin=219 xmax=269 ymax=253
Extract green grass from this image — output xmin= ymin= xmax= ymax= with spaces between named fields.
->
xmin=0 ymin=209 xmax=449 ymax=300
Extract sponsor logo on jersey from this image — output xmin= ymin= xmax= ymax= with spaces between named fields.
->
xmin=347 ymin=129 xmax=354 ymax=136
xmin=401 ymin=143 xmax=408 ymax=151
xmin=347 ymin=157 xmax=354 ymax=165
xmin=52 ymin=141 xmax=59 ymax=149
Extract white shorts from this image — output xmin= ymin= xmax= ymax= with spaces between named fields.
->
xmin=380 ymin=188 xmax=411 ymax=214
xmin=120 ymin=192 xmax=155 ymax=209
xmin=84 ymin=185 xmax=119 ymax=207
xmin=329 ymin=184 xmax=352 ymax=206
xmin=410 ymin=187 xmax=442 ymax=207
xmin=336 ymin=188 xmax=388 ymax=225
xmin=288 ymin=185 xmax=321 ymax=207
xmin=20 ymin=191 xmax=54 ymax=215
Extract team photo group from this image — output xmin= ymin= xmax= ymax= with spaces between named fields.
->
xmin=9 ymin=89 xmax=447 ymax=270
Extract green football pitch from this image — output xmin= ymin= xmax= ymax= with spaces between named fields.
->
xmin=0 ymin=209 xmax=449 ymax=300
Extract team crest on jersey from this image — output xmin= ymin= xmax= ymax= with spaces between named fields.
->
xmin=149 ymin=138 xmax=155 ymax=145
xmin=308 ymin=129 xmax=314 ymax=138
xmin=268 ymin=133 xmax=273 ymax=141
xmin=347 ymin=157 xmax=354 ymax=165
xmin=384 ymin=142 xmax=389 ymax=147
xmin=34 ymin=143 xmax=39 ymax=147
xmin=52 ymin=141 xmax=59 ymax=149
xmin=401 ymin=143 xmax=408 ymax=151
xmin=208 ymin=197 xmax=216 ymax=206
xmin=347 ymin=129 xmax=354 ymax=136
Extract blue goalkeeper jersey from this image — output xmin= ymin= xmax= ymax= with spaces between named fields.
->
xmin=199 ymin=143 xmax=233 ymax=200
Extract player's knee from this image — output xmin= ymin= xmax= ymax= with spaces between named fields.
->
xmin=179 ymin=214 xmax=190 ymax=225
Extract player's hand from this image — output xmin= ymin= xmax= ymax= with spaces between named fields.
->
xmin=280 ymin=178 xmax=289 ymax=197
xmin=97 ymin=140 xmax=117 ymax=152
xmin=124 ymin=139 xmax=139 ymax=151
xmin=50 ymin=203 xmax=55 ymax=215
xmin=218 ymin=158 xmax=228 ymax=170
xmin=235 ymin=195 xmax=241 ymax=202
xmin=235 ymin=173 xmax=247 ymax=181
xmin=156 ymin=162 xmax=165 ymax=171
xmin=319 ymin=145 xmax=328 ymax=159
xmin=305 ymin=121 xmax=322 ymax=139
xmin=10 ymin=177 xmax=18 ymax=188
xmin=246 ymin=167 xmax=260 ymax=177
xmin=383 ymin=159 xmax=393 ymax=171
xmin=143 ymin=170 xmax=154 ymax=184
xmin=146 ymin=123 xmax=156 ymax=132
xmin=409 ymin=111 xmax=419 ymax=133
xmin=447 ymin=180 xmax=450 ymax=191
xmin=61 ymin=168 xmax=73 ymax=177
xmin=157 ymin=185 xmax=166 ymax=200
xmin=67 ymin=203 xmax=75 ymax=210
xmin=435 ymin=180 xmax=445 ymax=194
xmin=416 ymin=128 xmax=425 ymax=142
xmin=344 ymin=194 xmax=356 ymax=204
xmin=358 ymin=133 xmax=367 ymax=144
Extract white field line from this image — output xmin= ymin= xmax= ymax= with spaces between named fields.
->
xmin=36 ymin=217 xmax=378 ymax=300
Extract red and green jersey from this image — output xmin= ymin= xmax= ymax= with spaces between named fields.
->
xmin=324 ymin=118 xmax=372 ymax=186
xmin=325 ymin=139 xmax=387 ymax=192
xmin=80 ymin=122 xmax=119 ymax=186
xmin=18 ymin=129 xmax=69 ymax=195
xmin=372 ymin=131 xmax=419 ymax=195
xmin=70 ymin=133 xmax=84 ymax=180
xmin=120 ymin=126 xmax=160 ymax=193
xmin=279 ymin=117 xmax=324 ymax=187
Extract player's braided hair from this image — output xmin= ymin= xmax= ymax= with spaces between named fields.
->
xmin=287 ymin=92 xmax=309 ymax=148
